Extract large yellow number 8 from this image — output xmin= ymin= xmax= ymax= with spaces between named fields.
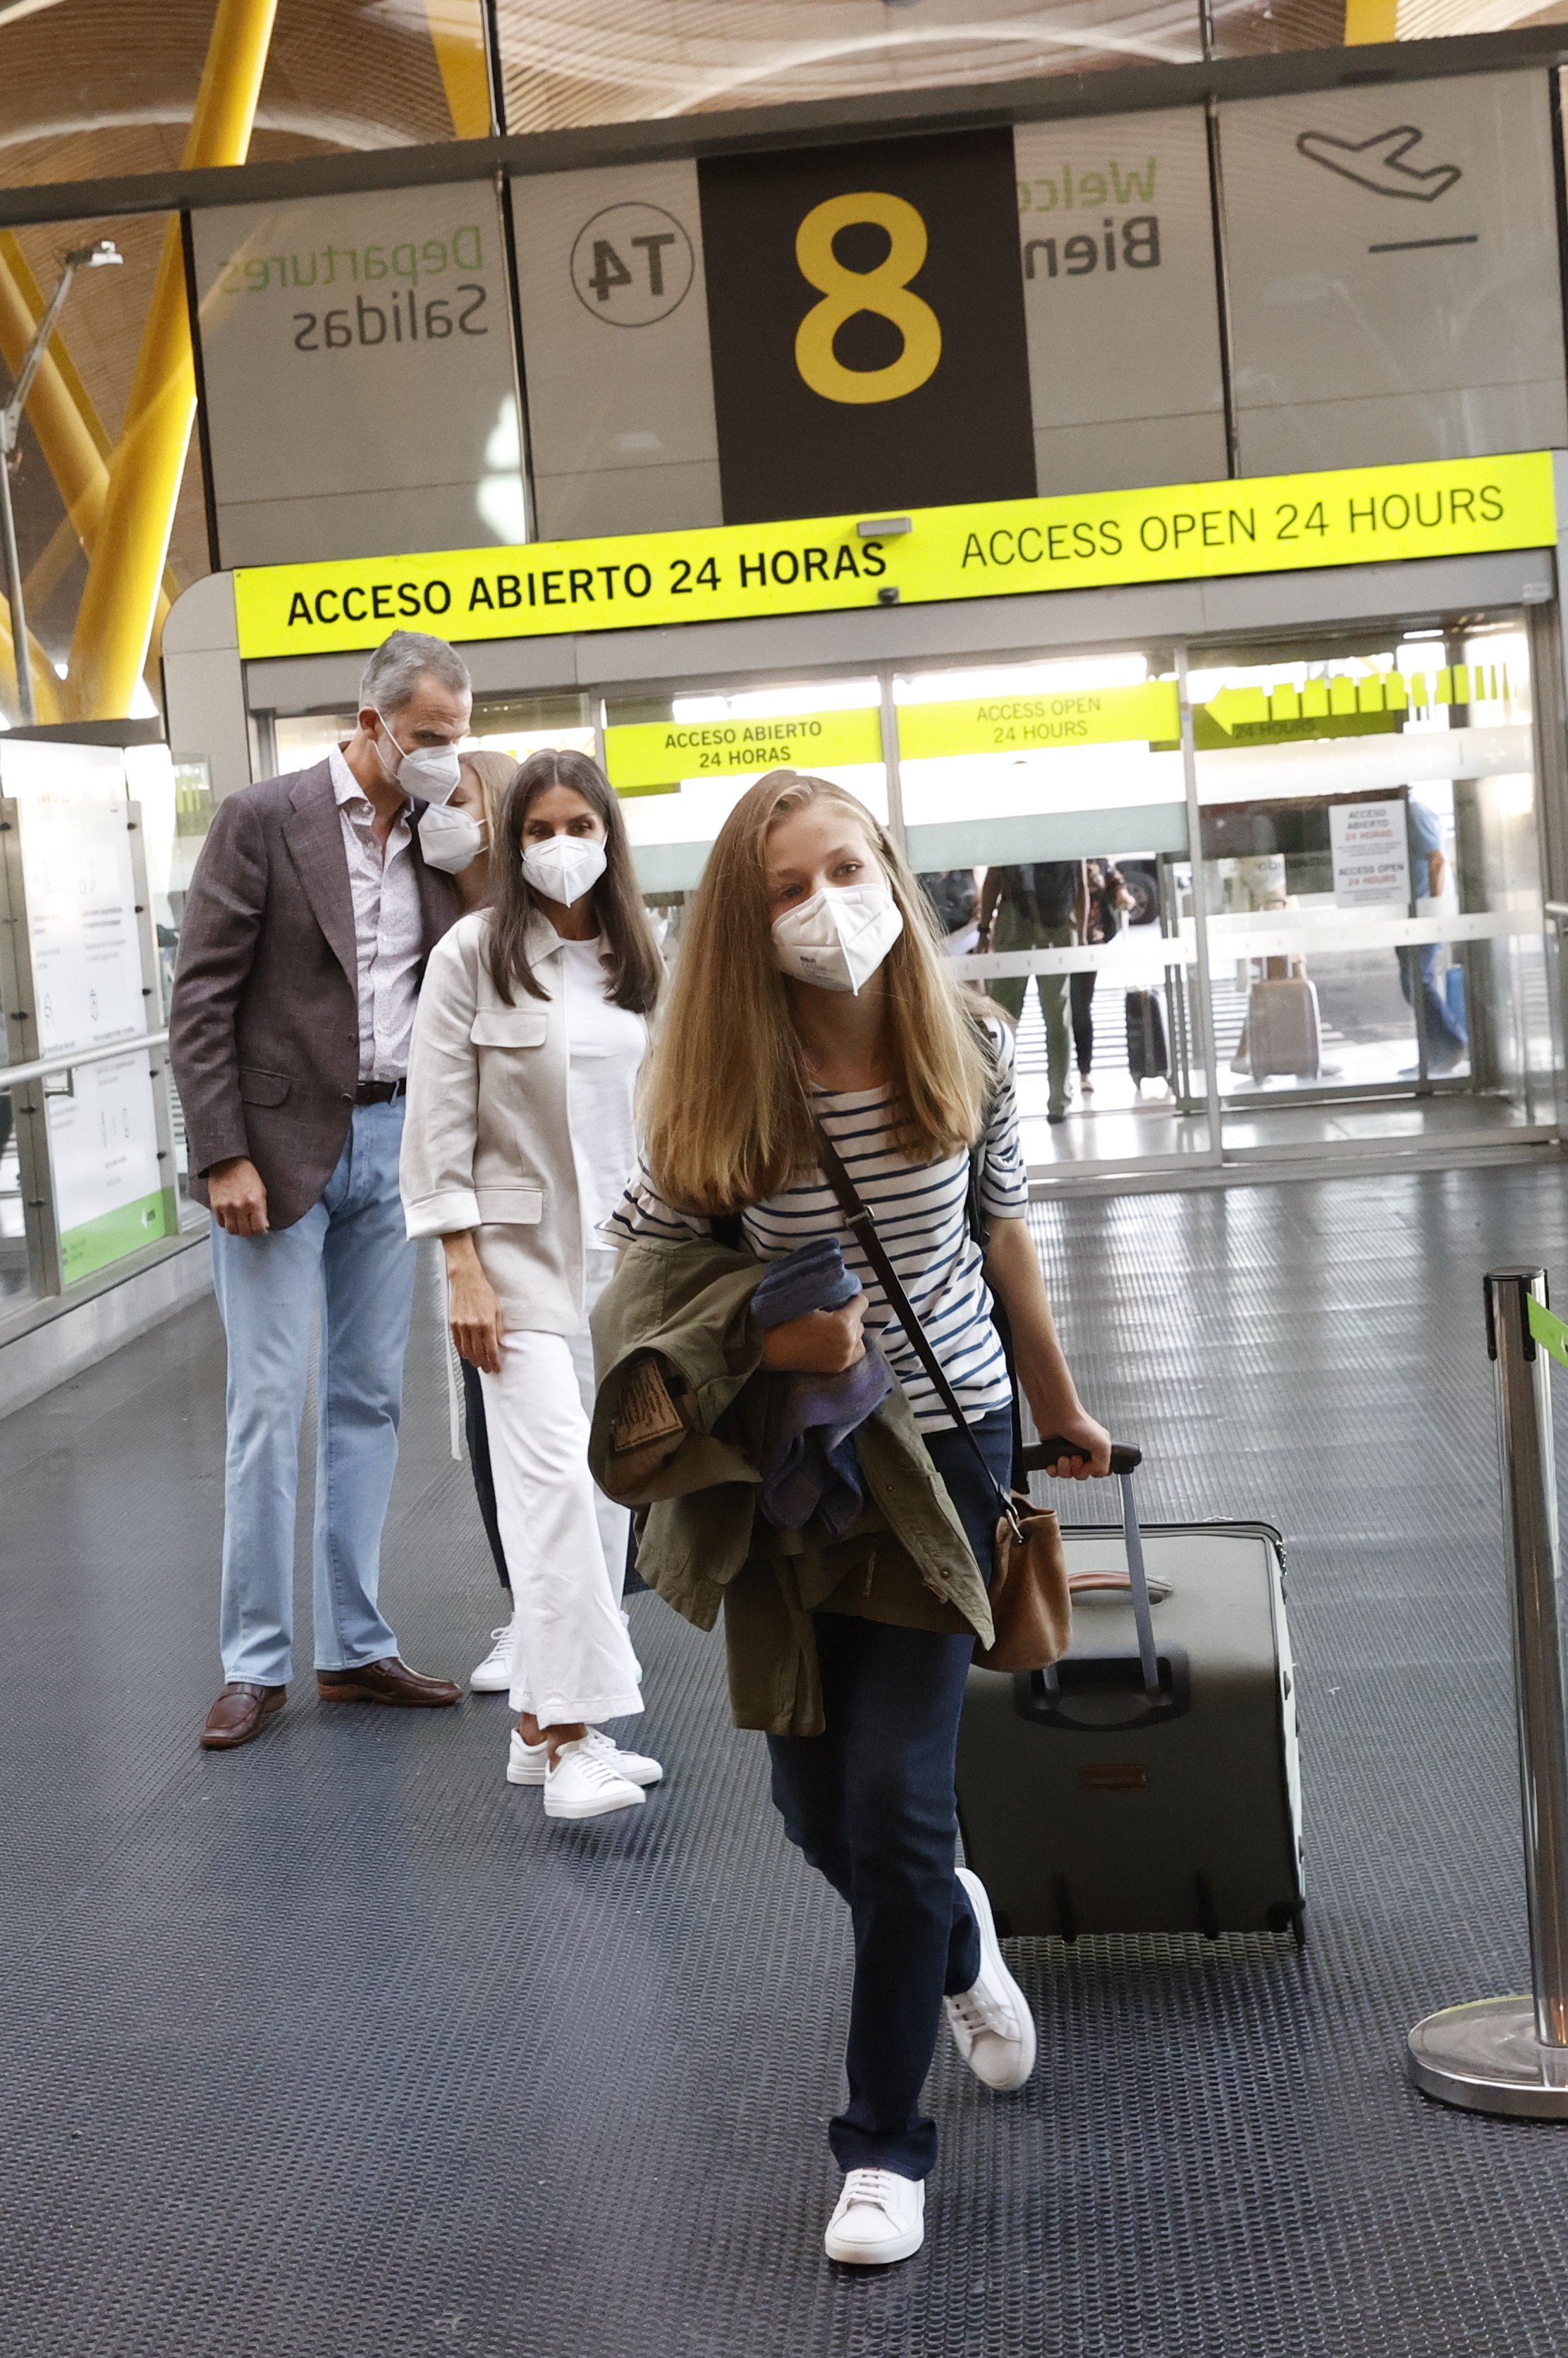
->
xmin=794 ymin=191 xmax=943 ymax=406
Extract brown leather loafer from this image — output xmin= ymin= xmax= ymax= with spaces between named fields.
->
xmin=200 ymin=1681 xmax=286 ymax=1750
xmin=316 ymin=1656 xmax=462 ymax=1708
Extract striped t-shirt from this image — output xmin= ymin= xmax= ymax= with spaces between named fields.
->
xmin=602 ymin=1019 xmax=1029 ymax=1432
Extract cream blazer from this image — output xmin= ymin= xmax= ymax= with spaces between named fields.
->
xmin=400 ymin=909 xmax=644 ymax=1334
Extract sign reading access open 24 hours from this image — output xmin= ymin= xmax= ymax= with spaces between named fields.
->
xmin=232 ymin=451 xmax=1556 ymax=660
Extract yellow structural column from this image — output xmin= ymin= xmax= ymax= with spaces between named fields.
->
xmin=1344 ymin=0 xmax=1399 ymax=39
xmin=0 ymin=604 xmax=63 ymax=725
xmin=66 ymin=0 xmax=277 ymax=721
xmin=1 ymin=234 xmax=180 ymax=623
xmin=422 ymin=0 xmax=495 ymax=137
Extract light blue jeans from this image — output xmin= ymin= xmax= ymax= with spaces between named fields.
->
xmin=209 ymin=1099 xmax=416 ymax=1686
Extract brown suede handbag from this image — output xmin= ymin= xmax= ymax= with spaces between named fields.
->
xmin=814 ymin=1130 xmax=1072 ymax=1673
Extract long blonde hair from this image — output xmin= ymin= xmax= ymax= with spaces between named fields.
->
xmin=640 ymin=769 xmax=988 ymax=1213
xmin=458 ymin=747 xmax=519 ymax=838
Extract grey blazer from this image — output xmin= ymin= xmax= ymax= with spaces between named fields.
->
xmin=169 ymin=759 xmax=459 ymax=1231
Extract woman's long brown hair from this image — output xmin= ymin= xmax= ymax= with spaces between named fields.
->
xmin=486 ymin=747 xmax=663 ymax=1015
xmin=639 ymin=769 xmax=988 ymax=1214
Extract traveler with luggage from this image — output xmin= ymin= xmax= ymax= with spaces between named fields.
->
xmin=1071 ymin=858 xmax=1131 ymax=1096
xmin=599 ymin=769 xmax=1110 ymax=2266
xmin=401 ymin=747 xmax=668 ymax=1821
xmin=1398 ymin=795 xmax=1466 ymax=1075
xmin=978 ymin=861 xmax=1087 ymax=1123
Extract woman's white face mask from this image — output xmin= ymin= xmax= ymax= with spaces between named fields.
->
xmin=418 ymin=802 xmax=486 ymax=874
xmin=772 ymin=883 xmax=904 ymax=995
xmin=522 ymin=833 xmax=607 ymax=906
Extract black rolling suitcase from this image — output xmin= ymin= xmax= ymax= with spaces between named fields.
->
xmin=955 ymin=1443 xmax=1304 ymax=1943
xmin=1125 ymin=989 xmax=1168 ymax=1088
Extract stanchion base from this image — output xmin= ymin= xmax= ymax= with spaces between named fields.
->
xmin=1407 ymin=1996 xmax=1568 ymax=2118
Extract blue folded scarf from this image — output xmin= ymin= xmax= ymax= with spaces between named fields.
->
xmin=751 ymin=1239 xmax=894 ymax=1537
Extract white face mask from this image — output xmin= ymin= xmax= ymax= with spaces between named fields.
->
xmin=418 ymin=802 xmax=486 ymax=874
xmin=372 ymin=707 xmax=463 ymax=806
xmin=772 ymin=882 xmax=904 ymax=995
xmin=522 ymin=833 xmax=608 ymax=907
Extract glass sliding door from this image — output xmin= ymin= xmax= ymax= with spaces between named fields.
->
xmin=1184 ymin=612 xmax=1553 ymax=1156
xmin=893 ymin=650 xmax=1212 ymax=1173
xmin=600 ymin=673 xmax=887 ymax=946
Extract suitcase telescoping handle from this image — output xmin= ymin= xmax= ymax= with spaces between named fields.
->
xmin=1022 ymin=1440 xmax=1142 ymax=1479
xmin=1024 ymin=1439 xmax=1160 ymax=1698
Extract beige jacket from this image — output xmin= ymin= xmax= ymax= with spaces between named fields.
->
xmin=400 ymin=908 xmax=644 ymax=1333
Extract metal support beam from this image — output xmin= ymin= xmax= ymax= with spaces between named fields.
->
xmin=0 ymin=235 xmax=180 ymax=635
xmin=66 ymin=0 xmax=276 ymax=721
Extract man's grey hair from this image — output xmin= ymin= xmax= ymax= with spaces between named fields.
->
xmin=360 ymin=630 xmax=471 ymax=718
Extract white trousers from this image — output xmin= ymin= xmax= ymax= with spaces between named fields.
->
xmin=479 ymin=1259 xmax=642 ymax=1728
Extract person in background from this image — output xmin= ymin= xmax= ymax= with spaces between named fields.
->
xmin=401 ymin=749 xmax=666 ymax=1821
xmin=1071 ymin=859 xmax=1132 ymax=1098
xmin=915 ymin=867 xmax=980 ymax=955
xmin=171 ymin=628 xmax=470 ymax=1752
xmin=977 ymin=862 xmax=1087 ymax=1124
xmin=604 ymin=770 xmax=1110 ymax=2266
xmin=1401 ymin=795 xmax=1467 ymax=1076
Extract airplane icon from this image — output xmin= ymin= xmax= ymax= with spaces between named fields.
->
xmin=1294 ymin=125 xmax=1462 ymax=202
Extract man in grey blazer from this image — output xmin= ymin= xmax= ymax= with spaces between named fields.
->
xmin=171 ymin=629 xmax=472 ymax=1749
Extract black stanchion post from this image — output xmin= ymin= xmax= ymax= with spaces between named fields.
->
xmin=1406 ymin=1267 xmax=1568 ymax=2116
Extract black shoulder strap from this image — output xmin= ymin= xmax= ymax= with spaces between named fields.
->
xmin=711 ymin=1209 xmax=745 ymax=1252
xmin=815 ymin=1124 xmax=1019 ymax=1536
xmin=967 ymin=1013 xmax=1002 ymax=1249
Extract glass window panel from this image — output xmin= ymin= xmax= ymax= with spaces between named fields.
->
xmin=602 ymin=675 xmax=886 ymax=908
xmin=893 ymin=648 xmax=1204 ymax=1173
xmin=492 ymin=0 xmax=1204 ymax=135
xmin=1184 ymin=613 xmax=1550 ymax=1151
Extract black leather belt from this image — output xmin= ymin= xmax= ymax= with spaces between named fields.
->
xmin=353 ymin=1078 xmax=407 ymax=1104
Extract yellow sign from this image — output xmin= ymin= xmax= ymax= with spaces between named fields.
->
xmin=899 ymin=679 xmax=1179 ymax=759
xmin=604 ymin=707 xmax=883 ymax=792
xmin=233 ymin=451 xmax=1556 ymax=661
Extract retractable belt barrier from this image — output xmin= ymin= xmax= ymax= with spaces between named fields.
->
xmin=1407 ymin=1269 xmax=1568 ymax=2118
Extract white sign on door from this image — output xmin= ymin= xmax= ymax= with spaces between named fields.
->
xmin=18 ymin=788 xmax=145 ymax=1058
xmin=1329 ymin=798 xmax=1413 ymax=906
xmin=47 ymin=1050 xmax=167 ymax=1281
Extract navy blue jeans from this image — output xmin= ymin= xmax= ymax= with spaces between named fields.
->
xmin=766 ymin=1405 xmax=1015 ymax=2180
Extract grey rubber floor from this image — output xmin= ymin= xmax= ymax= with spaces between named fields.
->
xmin=7 ymin=1163 xmax=1568 ymax=2355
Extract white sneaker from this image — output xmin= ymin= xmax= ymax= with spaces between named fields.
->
xmin=541 ymin=1736 xmax=645 ymax=1821
xmin=470 ymin=1623 xmax=514 ymax=1692
xmin=945 ymin=1867 xmax=1038 ymax=2093
xmin=508 ymin=1725 xmax=663 ymax=1788
xmin=823 ymin=2170 xmax=925 ymax=2266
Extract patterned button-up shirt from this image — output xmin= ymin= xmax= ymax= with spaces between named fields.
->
xmin=329 ymin=744 xmax=423 ymax=1081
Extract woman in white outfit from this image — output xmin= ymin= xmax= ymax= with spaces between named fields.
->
xmin=402 ymin=748 xmax=664 ymax=1821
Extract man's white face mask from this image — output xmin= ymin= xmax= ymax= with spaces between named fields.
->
xmin=771 ymin=883 xmax=904 ymax=995
xmin=372 ymin=707 xmax=463 ymax=805
xmin=521 ymin=833 xmax=608 ymax=906
xmin=418 ymin=802 xmax=486 ymax=874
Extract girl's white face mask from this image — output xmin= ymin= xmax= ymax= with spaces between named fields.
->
xmin=771 ymin=883 xmax=904 ymax=995
xmin=418 ymin=802 xmax=486 ymax=874
xmin=522 ymin=833 xmax=608 ymax=906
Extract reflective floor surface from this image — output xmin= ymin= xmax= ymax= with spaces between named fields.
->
xmin=6 ymin=1165 xmax=1568 ymax=2357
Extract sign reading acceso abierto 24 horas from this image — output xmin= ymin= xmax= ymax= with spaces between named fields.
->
xmin=231 ymin=451 xmax=1556 ymax=660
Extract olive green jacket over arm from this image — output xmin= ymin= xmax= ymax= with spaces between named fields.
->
xmin=589 ymin=1236 xmax=994 ymax=1735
